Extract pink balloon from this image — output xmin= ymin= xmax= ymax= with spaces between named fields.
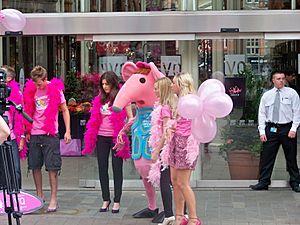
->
xmin=198 ymin=79 xmax=225 ymax=101
xmin=177 ymin=94 xmax=202 ymax=119
xmin=203 ymin=93 xmax=233 ymax=118
xmin=1 ymin=9 xmax=26 ymax=32
xmin=192 ymin=114 xmax=217 ymax=143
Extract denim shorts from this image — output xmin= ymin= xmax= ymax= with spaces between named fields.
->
xmin=28 ymin=134 xmax=61 ymax=171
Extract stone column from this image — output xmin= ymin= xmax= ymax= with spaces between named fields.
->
xmin=80 ymin=1 xmax=90 ymax=74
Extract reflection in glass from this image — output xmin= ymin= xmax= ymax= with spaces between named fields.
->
xmin=268 ymin=0 xmax=291 ymax=9
xmin=2 ymin=0 xmax=297 ymax=12
xmin=201 ymin=38 xmax=300 ymax=180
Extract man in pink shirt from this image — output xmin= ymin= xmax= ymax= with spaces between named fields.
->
xmin=23 ymin=66 xmax=71 ymax=212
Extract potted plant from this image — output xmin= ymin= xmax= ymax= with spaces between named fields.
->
xmin=220 ymin=122 xmax=262 ymax=179
xmin=59 ymin=70 xmax=99 ymax=144
xmin=219 ymin=64 xmax=266 ymax=180
xmin=64 ymin=69 xmax=83 ymax=104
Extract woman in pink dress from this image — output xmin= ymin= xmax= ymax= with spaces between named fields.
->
xmin=149 ymin=77 xmax=176 ymax=225
xmin=169 ymin=72 xmax=201 ymax=225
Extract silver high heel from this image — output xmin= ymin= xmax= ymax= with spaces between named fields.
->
xmin=158 ymin=216 xmax=176 ymax=225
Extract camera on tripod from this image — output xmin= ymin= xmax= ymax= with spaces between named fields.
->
xmin=0 ymin=69 xmax=11 ymax=114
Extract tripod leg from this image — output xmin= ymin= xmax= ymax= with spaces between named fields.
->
xmin=2 ymin=190 xmax=12 ymax=225
xmin=0 ymin=143 xmax=22 ymax=225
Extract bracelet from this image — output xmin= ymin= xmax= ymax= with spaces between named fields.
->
xmin=21 ymin=135 xmax=25 ymax=138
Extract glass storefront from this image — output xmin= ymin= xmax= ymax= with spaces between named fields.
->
xmin=2 ymin=2 xmax=300 ymax=188
xmin=200 ymin=38 xmax=300 ymax=181
xmin=2 ymin=0 xmax=300 ymax=12
xmin=13 ymin=36 xmax=300 ymax=188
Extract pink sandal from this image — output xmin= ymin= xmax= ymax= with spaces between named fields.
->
xmin=189 ymin=217 xmax=201 ymax=225
xmin=175 ymin=215 xmax=189 ymax=225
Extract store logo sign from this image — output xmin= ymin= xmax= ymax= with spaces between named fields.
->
xmin=0 ymin=191 xmax=43 ymax=215
xmin=228 ymin=85 xmax=242 ymax=96
xmin=99 ymin=56 xmax=127 ymax=77
xmin=161 ymin=56 xmax=181 ymax=76
xmin=225 ymin=54 xmax=246 ymax=76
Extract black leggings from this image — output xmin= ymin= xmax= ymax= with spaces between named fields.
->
xmin=96 ymin=135 xmax=123 ymax=203
xmin=160 ymin=167 xmax=174 ymax=217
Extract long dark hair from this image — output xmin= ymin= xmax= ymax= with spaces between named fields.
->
xmin=99 ymin=71 xmax=120 ymax=106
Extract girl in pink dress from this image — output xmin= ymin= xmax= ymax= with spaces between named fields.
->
xmin=169 ymin=72 xmax=201 ymax=225
xmin=149 ymin=77 xmax=176 ymax=225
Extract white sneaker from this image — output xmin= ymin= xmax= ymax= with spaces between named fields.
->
xmin=158 ymin=216 xmax=175 ymax=225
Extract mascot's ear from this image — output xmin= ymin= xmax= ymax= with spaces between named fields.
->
xmin=149 ymin=62 xmax=165 ymax=80
xmin=122 ymin=62 xmax=138 ymax=81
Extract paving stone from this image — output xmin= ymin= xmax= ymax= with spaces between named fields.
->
xmin=1 ymin=189 xmax=300 ymax=225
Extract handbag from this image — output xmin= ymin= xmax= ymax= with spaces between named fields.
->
xmin=60 ymin=139 xmax=82 ymax=156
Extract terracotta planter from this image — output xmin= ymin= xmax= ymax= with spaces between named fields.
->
xmin=226 ymin=150 xmax=260 ymax=180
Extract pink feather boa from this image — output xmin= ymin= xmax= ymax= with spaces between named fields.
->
xmin=148 ymin=102 xmax=163 ymax=186
xmin=7 ymin=80 xmax=27 ymax=159
xmin=82 ymin=96 xmax=130 ymax=159
xmin=23 ymin=78 xmax=64 ymax=136
xmin=148 ymin=102 xmax=162 ymax=153
xmin=184 ymin=134 xmax=200 ymax=166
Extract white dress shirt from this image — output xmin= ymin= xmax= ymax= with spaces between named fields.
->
xmin=258 ymin=87 xmax=300 ymax=135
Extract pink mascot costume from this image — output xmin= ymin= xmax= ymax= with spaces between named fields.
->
xmin=113 ymin=61 xmax=164 ymax=218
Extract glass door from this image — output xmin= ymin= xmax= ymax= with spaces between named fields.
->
xmin=8 ymin=34 xmax=300 ymax=188
xmin=200 ymin=37 xmax=300 ymax=184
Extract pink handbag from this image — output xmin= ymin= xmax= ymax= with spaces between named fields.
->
xmin=60 ymin=139 xmax=82 ymax=156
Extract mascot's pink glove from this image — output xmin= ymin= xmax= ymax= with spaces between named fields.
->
xmin=113 ymin=118 xmax=135 ymax=151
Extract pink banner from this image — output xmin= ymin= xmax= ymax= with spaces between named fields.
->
xmin=0 ymin=191 xmax=43 ymax=215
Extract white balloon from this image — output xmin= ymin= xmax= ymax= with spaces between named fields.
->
xmin=177 ymin=94 xmax=202 ymax=120
xmin=203 ymin=93 xmax=233 ymax=118
xmin=198 ymin=79 xmax=225 ymax=101
xmin=192 ymin=114 xmax=217 ymax=143
xmin=1 ymin=9 xmax=26 ymax=31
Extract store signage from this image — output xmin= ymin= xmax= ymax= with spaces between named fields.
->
xmin=99 ymin=56 xmax=127 ymax=77
xmin=224 ymin=54 xmax=246 ymax=76
xmin=96 ymin=42 xmax=130 ymax=55
xmin=161 ymin=55 xmax=181 ymax=76
xmin=224 ymin=77 xmax=246 ymax=107
xmin=0 ymin=190 xmax=43 ymax=215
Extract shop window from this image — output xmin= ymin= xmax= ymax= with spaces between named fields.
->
xmin=114 ymin=0 xmax=141 ymax=12
xmin=297 ymin=0 xmax=300 ymax=9
xmin=268 ymin=0 xmax=291 ymax=9
xmin=2 ymin=0 xmax=58 ymax=13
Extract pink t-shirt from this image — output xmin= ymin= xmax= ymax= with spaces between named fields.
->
xmin=175 ymin=116 xmax=192 ymax=136
xmin=98 ymin=102 xmax=114 ymax=137
xmin=31 ymin=87 xmax=66 ymax=135
xmin=161 ymin=105 xmax=171 ymax=120
xmin=4 ymin=111 xmax=16 ymax=140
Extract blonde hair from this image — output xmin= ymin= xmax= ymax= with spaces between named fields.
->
xmin=155 ymin=77 xmax=176 ymax=114
xmin=173 ymin=72 xmax=195 ymax=96
xmin=31 ymin=66 xmax=47 ymax=82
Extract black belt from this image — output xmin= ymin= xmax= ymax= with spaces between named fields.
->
xmin=265 ymin=122 xmax=292 ymax=128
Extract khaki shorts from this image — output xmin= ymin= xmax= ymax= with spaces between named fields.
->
xmin=28 ymin=134 xmax=61 ymax=171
